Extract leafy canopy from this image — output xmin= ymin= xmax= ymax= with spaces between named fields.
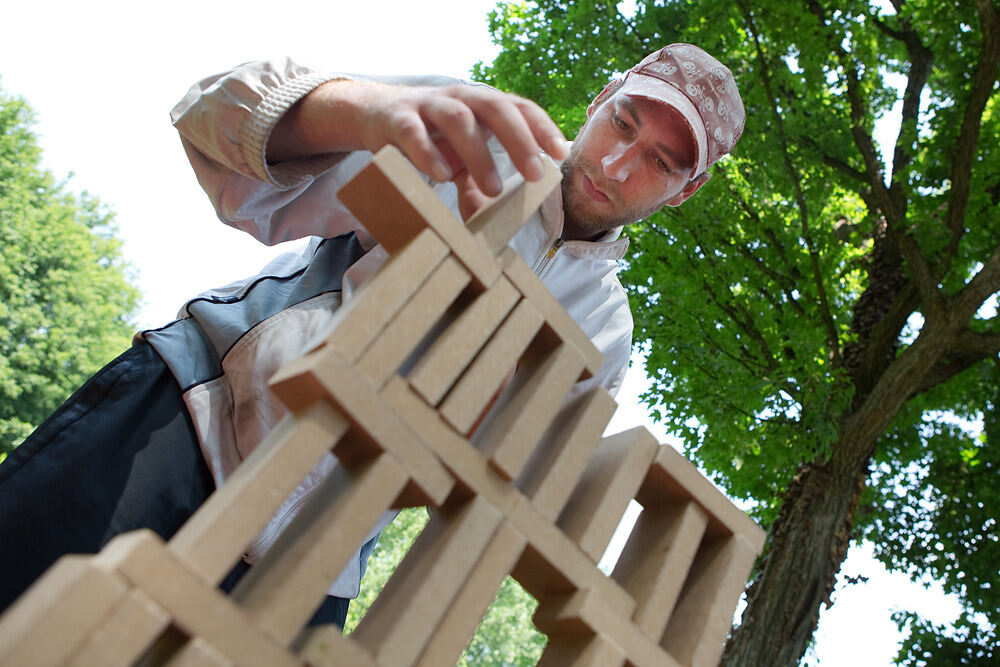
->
xmin=0 ymin=82 xmax=140 ymax=456
xmin=475 ymin=1 xmax=999 ymax=664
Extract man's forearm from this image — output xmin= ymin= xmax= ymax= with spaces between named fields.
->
xmin=265 ymin=78 xmax=378 ymax=163
xmin=264 ymin=75 xmax=569 ymax=201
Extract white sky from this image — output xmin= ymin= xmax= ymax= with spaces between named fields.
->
xmin=1 ymin=1 xmax=958 ymax=664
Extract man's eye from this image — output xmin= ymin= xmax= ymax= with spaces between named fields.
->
xmin=655 ymin=156 xmax=672 ymax=173
xmin=613 ymin=114 xmax=630 ymax=131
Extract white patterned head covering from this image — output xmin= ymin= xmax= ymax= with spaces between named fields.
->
xmin=590 ymin=44 xmax=745 ymax=179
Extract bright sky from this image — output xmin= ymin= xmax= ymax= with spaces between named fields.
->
xmin=1 ymin=1 xmax=958 ymax=664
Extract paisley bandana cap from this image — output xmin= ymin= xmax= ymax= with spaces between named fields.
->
xmin=600 ymin=44 xmax=746 ymax=179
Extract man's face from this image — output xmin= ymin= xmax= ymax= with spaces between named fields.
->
xmin=560 ymin=92 xmax=700 ymax=241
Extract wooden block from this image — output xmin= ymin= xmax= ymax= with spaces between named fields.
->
xmin=380 ymin=375 xmax=521 ymax=516
xmin=0 ymin=556 xmax=127 ymax=667
xmin=166 ymin=638 xmax=234 ymax=667
xmin=517 ymin=388 xmax=618 ymax=521
xmin=415 ymin=522 xmax=527 ymax=667
xmin=68 ymin=588 xmax=171 ymax=667
xmin=296 ymin=625 xmax=379 ymax=667
xmin=408 ymin=276 xmax=520 ymax=406
xmin=639 ymin=445 xmax=766 ymax=552
xmin=271 ymin=344 xmax=454 ymax=507
xmin=557 ymin=427 xmax=659 ymax=563
xmin=534 ymin=589 xmax=682 ymax=667
xmin=498 ymin=247 xmax=603 ymax=377
xmin=356 ymin=255 xmax=471 ymax=388
xmin=466 ymin=157 xmax=562 ymax=256
xmin=337 ymin=146 xmax=500 ymax=286
xmin=351 ymin=495 xmax=502 ymax=666
xmin=276 ymin=228 xmax=449 ymax=376
xmin=537 ymin=634 xmax=626 ymax=667
xmin=439 ymin=298 xmax=544 ymax=435
xmin=660 ymin=534 xmax=759 ymax=667
xmin=611 ymin=500 xmax=710 ymax=641
xmin=509 ymin=498 xmax=635 ymax=619
xmin=537 ymin=635 xmax=626 ymax=667
xmin=477 ymin=342 xmax=586 ymax=481
xmin=92 ymin=531 xmax=298 ymax=667
xmin=168 ymin=402 xmax=350 ymax=585
xmin=231 ymin=453 xmax=408 ymax=645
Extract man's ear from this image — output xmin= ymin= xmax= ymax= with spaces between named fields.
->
xmin=665 ymin=171 xmax=711 ymax=207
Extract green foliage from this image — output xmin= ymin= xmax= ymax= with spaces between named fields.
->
xmin=0 ymin=82 xmax=139 ymax=457
xmin=344 ymin=508 xmax=430 ymax=633
xmin=457 ymin=577 xmax=546 ymax=667
xmin=346 ymin=509 xmax=546 ymax=665
xmin=476 ymin=1 xmax=999 ymax=664
xmin=892 ymin=611 xmax=996 ymax=667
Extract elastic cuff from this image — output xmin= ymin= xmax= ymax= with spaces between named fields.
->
xmin=240 ymin=72 xmax=346 ymax=187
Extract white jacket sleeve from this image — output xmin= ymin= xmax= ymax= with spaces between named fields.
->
xmin=170 ymin=57 xmax=373 ymax=246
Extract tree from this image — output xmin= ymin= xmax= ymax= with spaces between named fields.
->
xmin=346 ymin=508 xmax=547 ymax=665
xmin=476 ymin=1 xmax=999 ymax=665
xmin=0 ymin=82 xmax=140 ymax=457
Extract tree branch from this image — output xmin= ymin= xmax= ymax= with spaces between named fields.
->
xmin=941 ymin=0 xmax=1000 ymax=273
xmin=951 ymin=242 xmax=1000 ymax=324
xmin=738 ymin=0 xmax=843 ymax=368
xmin=796 ymin=135 xmax=868 ymax=184
xmin=883 ymin=8 xmax=934 ymax=212
xmin=912 ymin=330 xmax=1000 ymax=396
xmin=717 ymin=180 xmax=808 ymax=316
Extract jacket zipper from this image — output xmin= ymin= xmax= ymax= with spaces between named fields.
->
xmin=533 ymin=239 xmax=564 ymax=279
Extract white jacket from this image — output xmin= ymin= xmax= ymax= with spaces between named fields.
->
xmin=148 ymin=58 xmax=634 ymax=597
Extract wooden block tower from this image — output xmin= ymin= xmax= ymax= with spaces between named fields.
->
xmin=0 ymin=147 xmax=765 ymax=666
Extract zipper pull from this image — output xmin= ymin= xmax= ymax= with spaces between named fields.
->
xmin=546 ymin=239 xmax=564 ymax=259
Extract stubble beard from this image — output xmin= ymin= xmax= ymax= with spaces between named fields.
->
xmin=559 ymin=150 xmax=662 ymax=242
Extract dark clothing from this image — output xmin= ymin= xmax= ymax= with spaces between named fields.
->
xmin=0 ymin=341 xmax=348 ymax=628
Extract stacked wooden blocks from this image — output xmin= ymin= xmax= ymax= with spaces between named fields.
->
xmin=0 ymin=146 xmax=765 ymax=666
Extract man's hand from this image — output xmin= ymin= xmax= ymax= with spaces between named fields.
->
xmin=267 ymin=79 xmax=568 ymax=214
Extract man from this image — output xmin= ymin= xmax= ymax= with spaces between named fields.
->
xmin=0 ymin=44 xmax=744 ymax=627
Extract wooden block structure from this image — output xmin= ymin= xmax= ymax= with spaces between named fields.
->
xmin=0 ymin=146 xmax=765 ymax=667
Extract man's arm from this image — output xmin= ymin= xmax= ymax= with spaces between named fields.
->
xmin=266 ymin=78 xmax=569 ymax=218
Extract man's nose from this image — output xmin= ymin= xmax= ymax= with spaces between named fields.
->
xmin=601 ymin=141 xmax=640 ymax=182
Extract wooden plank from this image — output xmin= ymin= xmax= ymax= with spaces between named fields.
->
xmin=534 ymin=589 xmax=682 ymax=667
xmin=477 ymin=342 xmax=586 ymax=481
xmin=639 ymin=445 xmax=766 ymax=552
xmin=168 ymin=402 xmax=350 ymax=585
xmin=660 ymin=534 xmax=759 ymax=667
xmin=466 ymin=157 xmax=562 ymax=256
xmin=498 ymin=247 xmax=603 ymax=377
xmin=517 ymin=388 xmax=618 ymax=521
xmin=415 ymin=523 xmax=526 ymax=667
xmin=509 ymin=498 xmax=635 ymax=619
xmin=611 ymin=500 xmax=709 ymax=641
xmin=296 ymin=625 xmax=379 ymax=667
xmin=68 ymin=588 xmax=171 ymax=667
xmin=276 ymin=227 xmax=449 ymax=371
xmin=556 ymin=428 xmax=659 ymax=563
xmin=408 ymin=276 xmax=520 ymax=406
xmin=271 ymin=344 xmax=454 ymax=507
xmin=166 ymin=638 xmax=234 ymax=667
xmin=351 ymin=495 xmax=502 ymax=667
xmin=439 ymin=298 xmax=543 ymax=435
xmin=380 ymin=375 xmax=522 ymax=516
xmin=92 ymin=531 xmax=298 ymax=667
xmin=0 ymin=556 xmax=127 ymax=667
xmin=337 ymin=146 xmax=500 ymax=286
xmin=231 ymin=453 xmax=408 ymax=645
xmin=356 ymin=255 xmax=471 ymax=388
xmin=537 ymin=635 xmax=626 ymax=667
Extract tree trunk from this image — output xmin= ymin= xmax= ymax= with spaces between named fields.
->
xmin=720 ymin=454 xmax=867 ymax=667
